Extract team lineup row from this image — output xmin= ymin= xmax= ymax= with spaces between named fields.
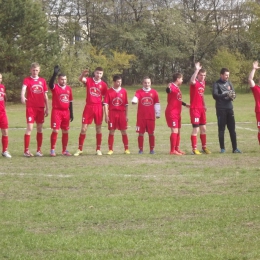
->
xmin=1 ymin=61 xmax=260 ymax=158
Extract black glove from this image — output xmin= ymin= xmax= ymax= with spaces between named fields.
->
xmin=53 ymin=65 xmax=60 ymax=76
xmin=70 ymin=114 xmax=74 ymax=122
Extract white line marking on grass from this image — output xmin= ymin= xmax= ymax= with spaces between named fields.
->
xmin=0 ymin=172 xmax=72 ymax=178
xmin=236 ymin=126 xmax=257 ymax=132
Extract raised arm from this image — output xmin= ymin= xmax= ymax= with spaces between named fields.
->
xmin=49 ymin=65 xmax=60 ymax=89
xmin=190 ymin=62 xmax=202 ymax=85
xmin=79 ymin=69 xmax=89 ymax=83
xmin=248 ymin=61 xmax=260 ymax=88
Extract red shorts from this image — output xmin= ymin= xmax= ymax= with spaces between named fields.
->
xmin=82 ymin=104 xmax=103 ymax=125
xmin=136 ymin=119 xmax=155 ymax=134
xmin=256 ymin=112 xmax=260 ymax=129
xmin=108 ymin=110 xmax=127 ymax=130
xmin=0 ymin=111 xmax=8 ymax=129
xmin=190 ymin=108 xmax=206 ymax=125
xmin=165 ymin=113 xmax=181 ymax=128
xmin=51 ymin=109 xmax=70 ymax=130
xmin=26 ymin=107 xmax=45 ymax=124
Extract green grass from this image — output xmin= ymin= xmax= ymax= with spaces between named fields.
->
xmin=0 ymin=85 xmax=260 ymax=259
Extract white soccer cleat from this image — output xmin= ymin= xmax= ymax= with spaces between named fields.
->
xmin=2 ymin=151 xmax=12 ymax=158
xmin=96 ymin=150 xmax=102 ymax=155
xmin=35 ymin=151 xmax=43 ymax=157
xmin=74 ymin=149 xmax=83 ymax=156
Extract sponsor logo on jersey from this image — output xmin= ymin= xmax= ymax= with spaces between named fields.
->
xmin=177 ymin=92 xmax=182 ymax=101
xmin=112 ymin=97 xmax=123 ymax=106
xmin=141 ymin=97 xmax=153 ymax=106
xmin=90 ymin=87 xmax=101 ymax=97
xmin=32 ymin=85 xmax=43 ymax=94
xmin=60 ymin=94 xmax=69 ymax=103
xmin=198 ymin=87 xmax=204 ymax=96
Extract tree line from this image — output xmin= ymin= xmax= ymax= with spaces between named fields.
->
xmin=1 ymin=0 xmax=260 ymax=100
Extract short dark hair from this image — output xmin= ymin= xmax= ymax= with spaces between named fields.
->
xmin=95 ymin=67 xmax=103 ymax=72
xmin=172 ymin=73 xmax=183 ymax=82
xmin=143 ymin=76 xmax=151 ymax=81
xmin=113 ymin=75 xmax=122 ymax=82
xmin=58 ymin=73 xmax=66 ymax=78
xmin=220 ymin=68 xmax=229 ymax=75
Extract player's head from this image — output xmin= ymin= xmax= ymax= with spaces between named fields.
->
xmin=113 ymin=75 xmax=122 ymax=88
xmin=94 ymin=67 xmax=104 ymax=81
xmin=220 ymin=68 xmax=229 ymax=82
xmin=30 ymin=62 xmax=40 ymax=78
xmin=58 ymin=73 xmax=67 ymax=86
xmin=0 ymin=74 xmax=2 ymax=83
xmin=142 ymin=76 xmax=151 ymax=89
xmin=172 ymin=73 xmax=183 ymax=86
xmin=197 ymin=68 xmax=206 ymax=82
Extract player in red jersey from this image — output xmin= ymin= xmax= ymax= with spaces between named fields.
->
xmin=248 ymin=61 xmax=260 ymax=145
xmin=104 ymin=75 xmax=130 ymax=155
xmin=74 ymin=67 xmax=108 ymax=156
xmin=21 ymin=62 xmax=49 ymax=157
xmin=0 ymin=74 xmax=12 ymax=158
xmin=189 ymin=62 xmax=211 ymax=155
xmin=48 ymin=66 xmax=73 ymax=157
xmin=165 ymin=73 xmax=189 ymax=155
xmin=132 ymin=77 xmax=160 ymax=154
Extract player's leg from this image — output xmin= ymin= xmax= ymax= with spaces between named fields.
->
xmin=147 ymin=120 xmax=156 ymax=154
xmin=61 ymin=112 xmax=71 ymax=156
xmin=121 ymin=130 xmax=130 ymax=154
xmin=1 ymin=128 xmax=11 ymax=158
xmin=107 ymin=129 xmax=115 ymax=155
xmin=94 ymin=105 xmax=103 ymax=155
xmin=175 ymin=117 xmax=185 ymax=155
xmin=136 ymin=119 xmax=145 ymax=153
xmin=190 ymin=108 xmax=201 ymax=154
xmin=227 ymin=109 xmax=241 ymax=153
xmin=24 ymin=107 xmax=35 ymax=156
xmin=170 ymin=127 xmax=182 ymax=155
xmin=217 ymin=109 xmax=227 ymax=153
xmin=50 ymin=129 xmax=58 ymax=157
xmin=200 ymin=124 xmax=211 ymax=154
xmin=35 ymin=107 xmax=45 ymax=156
xmin=256 ymin=112 xmax=260 ymax=144
xmin=119 ymin=112 xmax=129 ymax=154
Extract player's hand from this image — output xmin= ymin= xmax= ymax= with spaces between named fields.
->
xmin=70 ymin=115 xmax=74 ymax=122
xmin=228 ymin=90 xmax=236 ymax=100
xmin=253 ymin=61 xmax=260 ymax=70
xmin=195 ymin=62 xmax=202 ymax=71
xmin=82 ymin=69 xmax=89 ymax=76
xmin=186 ymin=104 xmax=190 ymax=108
xmin=105 ymin=115 xmax=109 ymax=123
xmin=204 ymin=106 xmax=207 ymax=111
xmin=53 ymin=65 xmax=60 ymax=75
xmin=44 ymin=109 xmax=49 ymax=117
xmin=21 ymin=96 xmax=27 ymax=104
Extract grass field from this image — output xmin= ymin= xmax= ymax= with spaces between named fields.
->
xmin=1 ymin=85 xmax=260 ymax=259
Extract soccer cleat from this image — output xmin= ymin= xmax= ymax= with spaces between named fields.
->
xmin=96 ymin=150 xmax=102 ymax=155
xmin=124 ymin=149 xmax=130 ymax=154
xmin=50 ymin=149 xmax=56 ymax=157
xmin=176 ymin=149 xmax=186 ymax=155
xmin=35 ymin=151 xmax=43 ymax=157
xmin=2 ymin=151 xmax=12 ymax=158
xmin=201 ymin=148 xmax=211 ymax=154
xmin=24 ymin=151 xmax=34 ymax=157
xmin=192 ymin=149 xmax=202 ymax=155
xmin=150 ymin=150 xmax=155 ymax=154
xmin=62 ymin=150 xmax=71 ymax=156
xmin=220 ymin=149 xmax=225 ymax=153
xmin=107 ymin=150 xmax=113 ymax=155
xmin=74 ymin=149 xmax=83 ymax=156
xmin=138 ymin=150 xmax=143 ymax=154
xmin=170 ymin=150 xmax=183 ymax=155
xmin=233 ymin=148 xmax=242 ymax=153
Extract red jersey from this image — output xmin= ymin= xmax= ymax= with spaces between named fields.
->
xmin=190 ymin=79 xmax=205 ymax=108
xmin=251 ymin=85 xmax=260 ymax=112
xmin=51 ymin=84 xmax=73 ymax=110
xmin=0 ymin=84 xmax=6 ymax=112
xmin=104 ymin=87 xmax=128 ymax=111
xmin=23 ymin=76 xmax=48 ymax=108
xmin=84 ymin=77 xmax=108 ymax=105
xmin=165 ymin=83 xmax=182 ymax=114
xmin=134 ymin=88 xmax=159 ymax=120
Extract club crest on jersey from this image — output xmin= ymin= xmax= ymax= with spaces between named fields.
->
xmin=32 ymin=85 xmax=43 ymax=94
xmin=141 ymin=97 xmax=153 ymax=106
xmin=198 ymin=87 xmax=204 ymax=96
xmin=177 ymin=92 xmax=182 ymax=101
xmin=112 ymin=97 xmax=123 ymax=106
xmin=60 ymin=94 xmax=69 ymax=103
xmin=90 ymin=87 xmax=101 ymax=97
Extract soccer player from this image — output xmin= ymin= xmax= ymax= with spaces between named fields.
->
xmin=212 ymin=68 xmax=241 ymax=153
xmin=104 ymin=75 xmax=130 ymax=155
xmin=48 ymin=66 xmax=73 ymax=156
xmin=248 ymin=61 xmax=260 ymax=145
xmin=132 ymin=76 xmax=160 ymax=154
xmin=21 ymin=62 xmax=49 ymax=157
xmin=189 ymin=62 xmax=211 ymax=155
xmin=0 ymin=74 xmax=12 ymax=158
xmin=74 ymin=67 xmax=108 ymax=156
xmin=165 ymin=73 xmax=189 ymax=155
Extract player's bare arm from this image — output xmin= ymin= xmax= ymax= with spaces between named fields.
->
xmin=21 ymin=85 xmax=27 ymax=104
xmin=104 ymin=104 xmax=109 ymax=123
xmin=190 ymin=62 xmax=202 ymax=85
xmin=248 ymin=61 xmax=260 ymax=88
xmin=79 ymin=69 xmax=89 ymax=83
xmin=44 ymin=93 xmax=49 ymax=117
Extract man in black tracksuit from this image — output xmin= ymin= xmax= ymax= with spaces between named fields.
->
xmin=212 ymin=68 xmax=242 ymax=153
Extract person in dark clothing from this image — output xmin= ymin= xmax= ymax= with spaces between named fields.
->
xmin=212 ymin=68 xmax=242 ymax=153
